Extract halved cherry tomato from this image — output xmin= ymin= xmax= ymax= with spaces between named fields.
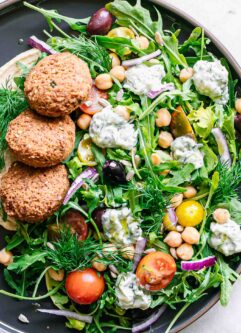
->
xmin=107 ymin=27 xmax=135 ymax=55
xmin=66 ymin=268 xmax=105 ymax=305
xmin=77 ymin=136 xmax=97 ymax=166
xmin=79 ymin=85 xmax=108 ymax=115
xmin=62 ymin=209 xmax=88 ymax=240
xmin=136 ymin=251 xmax=176 ymax=291
xmin=175 ymin=200 xmax=204 ymax=227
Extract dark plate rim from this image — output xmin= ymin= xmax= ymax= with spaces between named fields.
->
xmin=0 ymin=1 xmax=241 ymax=333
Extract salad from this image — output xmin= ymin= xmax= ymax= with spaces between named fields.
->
xmin=0 ymin=1 xmax=241 ymax=332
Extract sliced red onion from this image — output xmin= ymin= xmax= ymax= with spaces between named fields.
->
xmin=63 ymin=167 xmax=98 ymax=205
xmin=109 ymin=264 xmax=119 ymax=274
xmin=116 ymin=89 xmax=124 ymax=102
xmin=167 ymin=207 xmax=178 ymax=228
xmin=37 ymin=309 xmax=93 ymax=323
xmin=181 ymin=256 xmax=217 ymax=271
xmin=122 ymin=49 xmax=161 ymax=67
xmin=132 ymin=237 xmax=147 ymax=271
xmin=132 ymin=305 xmax=167 ymax=333
xmin=211 ymin=128 xmax=231 ymax=167
xmin=147 ymin=83 xmax=175 ymax=99
xmin=27 ymin=35 xmax=58 ymax=55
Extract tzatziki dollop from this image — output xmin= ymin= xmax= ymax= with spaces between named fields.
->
xmin=193 ymin=60 xmax=229 ymax=105
xmin=89 ymin=108 xmax=137 ymax=150
xmin=115 ymin=272 xmax=151 ymax=310
xmin=171 ymin=136 xmax=204 ymax=169
xmin=124 ymin=64 xmax=165 ymax=96
xmin=209 ymin=219 xmax=241 ymax=256
xmin=102 ymin=207 xmax=142 ymax=245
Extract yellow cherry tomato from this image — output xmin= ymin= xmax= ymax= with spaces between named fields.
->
xmin=175 ymin=201 xmax=204 ymax=227
xmin=77 ymin=137 xmax=96 ymax=166
xmin=107 ymin=27 xmax=135 ymax=55
xmin=162 ymin=213 xmax=177 ymax=231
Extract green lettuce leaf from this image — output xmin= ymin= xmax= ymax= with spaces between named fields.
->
xmin=188 ymin=105 xmax=215 ymax=139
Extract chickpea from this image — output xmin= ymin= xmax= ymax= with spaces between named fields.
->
xmin=164 ymin=231 xmax=182 ymax=248
xmin=159 ymin=169 xmax=170 ymax=176
xmin=0 ymin=248 xmax=13 ymax=266
xmin=134 ymin=154 xmax=141 ymax=167
xmin=92 ymin=257 xmax=107 ymax=272
xmin=151 ymin=153 xmax=161 ymax=166
xmin=48 ymin=268 xmax=65 ymax=282
xmin=135 ymin=36 xmax=149 ymax=49
xmin=171 ymin=193 xmax=183 ymax=208
xmin=155 ymin=108 xmax=172 ymax=128
xmin=213 ymin=208 xmax=230 ymax=224
xmin=179 ymin=67 xmax=194 ymax=83
xmin=176 ymin=243 xmax=194 ymax=260
xmin=77 ymin=113 xmax=92 ymax=130
xmin=110 ymin=66 xmax=126 ymax=82
xmin=115 ymin=105 xmax=130 ymax=121
xmin=176 ymin=225 xmax=184 ymax=232
xmin=109 ymin=52 xmax=121 ymax=68
xmin=95 ymin=73 xmax=113 ymax=90
xmin=158 ymin=131 xmax=173 ymax=148
xmin=155 ymin=31 xmax=164 ymax=46
xmin=235 ymin=98 xmax=241 ymax=114
xmin=183 ymin=186 xmax=197 ymax=199
xmin=182 ymin=227 xmax=200 ymax=245
xmin=121 ymin=245 xmax=135 ymax=260
xmin=170 ymin=247 xmax=178 ymax=259
xmin=102 ymin=243 xmax=118 ymax=259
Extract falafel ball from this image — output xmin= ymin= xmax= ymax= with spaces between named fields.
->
xmin=24 ymin=52 xmax=92 ymax=117
xmin=0 ymin=162 xmax=69 ymax=223
xmin=6 ymin=109 xmax=75 ymax=168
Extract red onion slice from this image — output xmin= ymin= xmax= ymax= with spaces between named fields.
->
xmin=181 ymin=256 xmax=217 ymax=271
xmin=63 ymin=167 xmax=98 ymax=205
xmin=122 ymin=49 xmax=161 ymax=67
xmin=132 ymin=237 xmax=147 ymax=271
xmin=211 ymin=128 xmax=231 ymax=167
xmin=37 ymin=309 xmax=93 ymax=323
xmin=147 ymin=83 xmax=175 ymax=99
xmin=167 ymin=207 xmax=178 ymax=227
xmin=28 ymin=35 xmax=58 ymax=54
xmin=132 ymin=305 xmax=167 ymax=333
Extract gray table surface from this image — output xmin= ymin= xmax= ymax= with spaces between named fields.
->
xmin=0 ymin=0 xmax=241 ymax=333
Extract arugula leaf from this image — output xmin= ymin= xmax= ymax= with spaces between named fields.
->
xmin=162 ymin=33 xmax=188 ymax=67
xmin=188 ymin=105 xmax=215 ymax=139
xmin=106 ymin=0 xmax=162 ymax=39
xmin=222 ymin=107 xmax=237 ymax=163
xmin=166 ymin=164 xmax=195 ymax=186
xmin=8 ymin=251 xmax=47 ymax=273
xmin=106 ymin=148 xmax=131 ymax=161
xmin=201 ymin=144 xmax=218 ymax=173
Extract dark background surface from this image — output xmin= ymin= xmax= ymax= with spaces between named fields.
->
xmin=0 ymin=1 xmax=240 ymax=333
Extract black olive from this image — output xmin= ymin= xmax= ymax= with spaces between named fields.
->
xmin=92 ymin=208 xmax=106 ymax=230
xmin=103 ymin=160 xmax=127 ymax=184
xmin=87 ymin=8 xmax=113 ymax=36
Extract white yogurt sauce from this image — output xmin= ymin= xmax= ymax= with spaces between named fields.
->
xmin=171 ymin=136 xmax=204 ymax=169
xmin=193 ymin=60 xmax=229 ymax=105
xmin=115 ymin=272 xmax=151 ymax=310
xmin=102 ymin=207 xmax=142 ymax=245
xmin=89 ymin=108 xmax=137 ymax=150
xmin=124 ymin=64 xmax=165 ymax=95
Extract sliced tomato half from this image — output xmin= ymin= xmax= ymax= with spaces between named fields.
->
xmin=80 ymin=85 xmax=108 ymax=115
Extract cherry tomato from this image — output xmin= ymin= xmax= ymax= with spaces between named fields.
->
xmin=77 ymin=137 xmax=97 ymax=166
xmin=62 ymin=209 xmax=88 ymax=240
xmin=175 ymin=200 xmax=204 ymax=227
xmin=136 ymin=251 xmax=176 ymax=291
xmin=65 ymin=268 xmax=105 ymax=304
xmin=79 ymin=85 xmax=108 ymax=115
xmin=107 ymin=27 xmax=135 ymax=55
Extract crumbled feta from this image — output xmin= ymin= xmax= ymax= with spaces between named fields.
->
xmin=102 ymin=207 xmax=142 ymax=245
xmin=124 ymin=64 xmax=165 ymax=95
xmin=171 ymin=136 xmax=204 ymax=169
xmin=18 ymin=314 xmax=30 ymax=324
xmin=209 ymin=219 xmax=241 ymax=256
xmin=115 ymin=272 xmax=151 ymax=310
xmin=89 ymin=108 xmax=137 ymax=150
xmin=193 ymin=60 xmax=229 ymax=104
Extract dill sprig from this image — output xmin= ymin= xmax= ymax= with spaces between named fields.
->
xmin=211 ymin=161 xmax=241 ymax=206
xmin=0 ymin=86 xmax=28 ymax=169
xmin=47 ymin=35 xmax=112 ymax=78
xmin=47 ymin=230 xmax=132 ymax=273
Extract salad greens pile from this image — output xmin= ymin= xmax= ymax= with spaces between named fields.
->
xmin=0 ymin=1 xmax=241 ymax=333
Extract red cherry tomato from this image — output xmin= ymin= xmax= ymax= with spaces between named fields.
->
xmin=62 ymin=209 xmax=88 ymax=240
xmin=65 ymin=268 xmax=105 ymax=305
xmin=136 ymin=251 xmax=176 ymax=291
xmin=79 ymin=85 xmax=108 ymax=115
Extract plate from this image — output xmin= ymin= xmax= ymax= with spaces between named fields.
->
xmin=0 ymin=1 xmax=241 ymax=333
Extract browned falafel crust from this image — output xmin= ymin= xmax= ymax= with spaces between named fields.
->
xmin=0 ymin=163 xmax=69 ymax=223
xmin=24 ymin=52 xmax=92 ymax=117
xmin=6 ymin=109 xmax=75 ymax=168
